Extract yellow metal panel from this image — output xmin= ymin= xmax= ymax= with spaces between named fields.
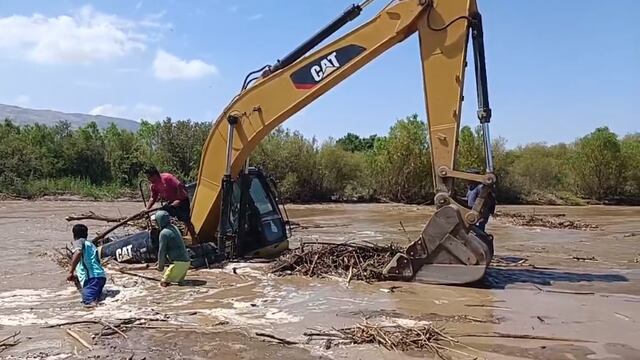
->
xmin=417 ymin=0 xmax=474 ymax=193
xmin=191 ymin=0 xmax=479 ymax=241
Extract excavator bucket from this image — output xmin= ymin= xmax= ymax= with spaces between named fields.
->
xmin=383 ymin=205 xmax=493 ymax=285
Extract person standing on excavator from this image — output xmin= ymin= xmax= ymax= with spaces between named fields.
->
xmin=144 ymin=165 xmax=199 ymax=244
xmin=466 ymin=170 xmax=496 ymax=232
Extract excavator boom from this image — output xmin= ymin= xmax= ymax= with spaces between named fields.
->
xmin=191 ymin=0 xmax=496 ymax=284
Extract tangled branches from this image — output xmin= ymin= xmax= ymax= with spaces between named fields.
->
xmin=494 ymin=211 xmax=599 ymax=231
xmin=305 ymin=322 xmax=467 ymax=359
xmin=0 ymin=331 xmax=21 ymax=353
xmin=270 ymin=242 xmax=402 ymax=282
xmin=39 ymin=247 xmax=72 ymax=269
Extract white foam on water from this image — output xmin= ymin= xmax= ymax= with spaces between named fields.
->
xmin=264 ymin=309 xmax=300 ymax=322
xmin=44 ymin=354 xmax=72 ymax=360
xmin=377 ymin=317 xmax=432 ymax=327
xmin=325 ymin=296 xmax=372 ymax=305
xmin=0 ymin=311 xmax=50 ymax=326
xmin=0 ymin=280 xmax=161 ymax=327
xmin=354 ymin=231 xmax=378 ymax=236
xmin=0 ymin=288 xmax=77 ymax=313
xmin=196 ymin=289 xmax=304 ymax=326
xmin=198 ymin=305 xmax=301 ymax=326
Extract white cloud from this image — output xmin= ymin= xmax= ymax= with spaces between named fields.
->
xmin=89 ymin=103 xmax=163 ymax=120
xmin=228 ymin=5 xmax=239 ymax=13
xmin=0 ymin=5 xmax=167 ymax=64
xmin=140 ymin=10 xmax=170 ymax=29
xmin=89 ymin=104 xmax=127 ymax=117
xmin=247 ymin=14 xmax=263 ymax=21
xmin=13 ymin=95 xmax=30 ymax=107
xmin=152 ymin=49 xmax=217 ymax=80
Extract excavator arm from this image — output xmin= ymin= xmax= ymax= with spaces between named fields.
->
xmin=191 ymin=0 xmax=496 ymax=284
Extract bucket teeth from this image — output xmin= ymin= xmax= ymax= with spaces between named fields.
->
xmin=382 ymin=253 xmax=414 ymax=280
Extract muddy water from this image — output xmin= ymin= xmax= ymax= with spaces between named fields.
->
xmin=1 ymin=201 xmax=639 ymax=359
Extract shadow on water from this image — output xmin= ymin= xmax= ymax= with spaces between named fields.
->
xmin=102 ymin=289 xmax=121 ymax=300
xmin=479 ymin=267 xmax=629 ymax=289
xmin=179 ymin=279 xmax=207 ymax=287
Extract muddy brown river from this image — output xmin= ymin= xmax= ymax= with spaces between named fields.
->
xmin=1 ymin=201 xmax=639 ymax=359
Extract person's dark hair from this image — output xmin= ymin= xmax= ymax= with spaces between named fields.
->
xmin=144 ymin=165 xmax=160 ymax=178
xmin=72 ymin=224 xmax=88 ymax=240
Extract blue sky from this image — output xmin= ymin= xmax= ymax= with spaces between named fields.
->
xmin=0 ymin=0 xmax=638 ymax=148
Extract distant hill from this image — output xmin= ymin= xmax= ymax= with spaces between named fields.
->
xmin=0 ymin=104 xmax=140 ymax=131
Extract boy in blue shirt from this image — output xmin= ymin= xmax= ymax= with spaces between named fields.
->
xmin=67 ymin=224 xmax=106 ymax=307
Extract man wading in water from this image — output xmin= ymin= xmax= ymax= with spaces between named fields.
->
xmin=67 ymin=224 xmax=106 ymax=307
xmin=155 ymin=210 xmax=191 ymax=287
xmin=144 ymin=165 xmax=199 ymax=244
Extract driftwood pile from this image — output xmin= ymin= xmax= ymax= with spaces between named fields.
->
xmin=65 ymin=211 xmax=150 ymax=230
xmin=305 ymin=322 xmax=465 ymax=358
xmin=43 ymin=316 xmax=227 ymax=351
xmin=64 ymin=208 xmax=186 ymax=246
xmin=0 ymin=331 xmax=21 ymax=353
xmin=40 ymin=247 xmax=72 ymax=269
xmin=494 ymin=210 xmax=599 ymax=231
xmin=270 ymin=242 xmax=402 ymax=282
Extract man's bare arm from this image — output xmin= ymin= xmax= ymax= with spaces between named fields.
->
xmin=67 ymin=252 xmax=82 ymax=281
xmin=147 ymin=190 xmax=159 ymax=210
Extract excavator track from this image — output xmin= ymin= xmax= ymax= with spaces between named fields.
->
xmin=383 ymin=205 xmax=493 ymax=284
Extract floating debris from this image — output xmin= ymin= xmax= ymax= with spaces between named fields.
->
xmin=0 ymin=331 xmax=21 ymax=353
xmin=65 ymin=211 xmax=149 ymax=230
xmin=572 ymin=255 xmax=598 ymax=262
xmin=270 ymin=242 xmax=402 ymax=282
xmin=39 ymin=247 xmax=72 ymax=269
xmin=304 ymin=321 xmax=468 ymax=358
xmin=494 ymin=211 xmax=599 ymax=231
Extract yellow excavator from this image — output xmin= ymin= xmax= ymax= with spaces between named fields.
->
xmin=101 ymin=0 xmax=496 ymax=285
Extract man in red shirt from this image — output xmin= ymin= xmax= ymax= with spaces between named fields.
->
xmin=144 ymin=166 xmax=199 ymax=244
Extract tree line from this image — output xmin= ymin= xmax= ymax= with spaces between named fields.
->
xmin=1 ymin=115 xmax=638 ymax=204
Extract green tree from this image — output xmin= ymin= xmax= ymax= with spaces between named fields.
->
xmin=368 ymin=114 xmax=433 ymax=203
xmin=62 ymin=122 xmax=111 ymax=184
xmin=336 ymin=133 xmax=378 ymax=152
xmin=572 ymin=127 xmax=624 ymax=200
xmin=104 ymin=124 xmax=146 ymax=186
xmin=252 ymin=127 xmax=320 ymax=201
xmin=621 ymin=133 xmax=640 ymax=197
xmin=317 ymin=139 xmax=369 ymax=200
xmin=457 ymin=125 xmax=485 ymax=171
xmin=0 ymin=120 xmax=38 ymax=191
xmin=153 ymin=118 xmax=211 ymax=181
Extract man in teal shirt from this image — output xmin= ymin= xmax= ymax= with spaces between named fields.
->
xmin=67 ymin=224 xmax=106 ymax=307
xmin=155 ymin=210 xmax=191 ymax=287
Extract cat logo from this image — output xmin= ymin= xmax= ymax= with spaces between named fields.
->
xmin=115 ymin=244 xmax=133 ymax=262
xmin=291 ymin=44 xmax=366 ymax=90
xmin=310 ymin=52 xmax=340 ymax=82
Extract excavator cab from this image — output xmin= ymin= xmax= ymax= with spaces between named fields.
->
xmin=217 ymin=167 xmax=289 ymax=260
